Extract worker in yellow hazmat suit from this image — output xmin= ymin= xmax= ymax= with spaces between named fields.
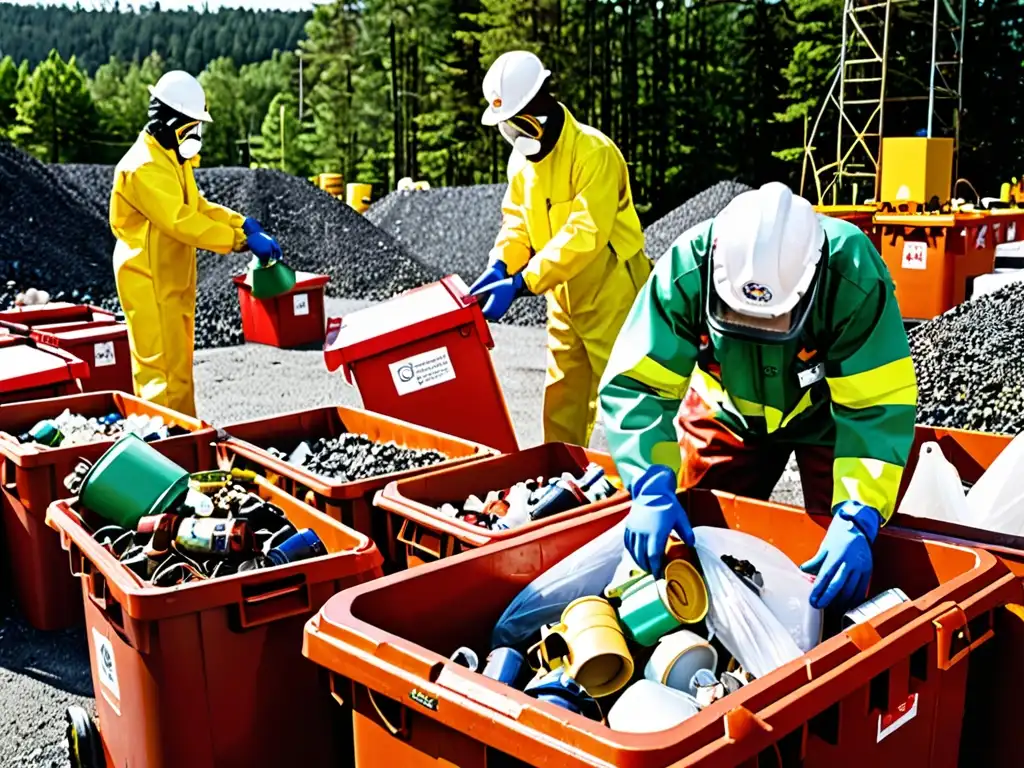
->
xmin=110 ymin=71 xmax=281 ymax=417
xmin=469 ymin=51 xmax=652 ymax=447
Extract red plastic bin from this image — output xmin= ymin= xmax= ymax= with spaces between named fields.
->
xmin=324 ymin=275 xmax=519 ymax=453
xmin=47 ymin=444 xmax=384 ymax=768
xmin=303 ymin=491 xmax=1021 ymax=768
xmin=0 ymin=303 xmax=116 ymax=335
xmin=220 ymin=405 xmax=497 ymax=571
xmin=233 ymin=271 xmax=330 ymax=348
xmin=374 ymin=442 xmax=626 ymax=569
xmin=0 ymin=338 xmax=90 ymax=404
xmin=31 ymin=323 xmax=133 ymax=394
xmin=0 ymin=392 xmax=211 ymax=630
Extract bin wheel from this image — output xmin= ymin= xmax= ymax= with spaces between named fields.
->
xmin=65 ymin=706 xmax=104 ymax=768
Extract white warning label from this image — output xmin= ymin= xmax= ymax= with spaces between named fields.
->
xmin=901 ymin=241 xmax=927 ymax=270
xmin=293 ymin=293 xmax=310 ymax=316
xmin=93 ymin=628 xmax=120 ymax=701
xmin=94 ymin=341 xmax=116 ymax=368
xmin=389 ymin=347 xmax=456 ymax=396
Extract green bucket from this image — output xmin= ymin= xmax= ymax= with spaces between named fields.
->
xmin=248 ymin=257 xmax=297 ymax=300
xmin=79 ymin=433 xmax=191 ymax=528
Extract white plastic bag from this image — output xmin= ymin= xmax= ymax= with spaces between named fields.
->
xmin=695 ymin=527 xmax=821 ymax=653
xmin=896 ymin=441 xmax=970 ymax=525
xmin=491 ymin=520 xmax=627 ymax=648
xmin=693 ymin=527 xmax=804 ymax=679
xmin=966 ymin=432 xmax=1024 ymax=535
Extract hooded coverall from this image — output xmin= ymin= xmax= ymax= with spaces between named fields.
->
xmin=599 ymin=216 xmax=918 ymax=521
xmin=110 ymin=132 xmax=247 ymax=417
xmin=490 ymin=106 xmax=651 ymax=446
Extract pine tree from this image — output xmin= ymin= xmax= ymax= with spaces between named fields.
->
xmin=0 ymin=56 xmax=19 ymax=139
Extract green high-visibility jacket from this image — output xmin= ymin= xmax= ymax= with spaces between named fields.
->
xmin=598 ymin=216 xmax=918 ymax=520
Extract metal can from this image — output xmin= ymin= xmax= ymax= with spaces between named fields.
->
xmin=843 ymin=587 xmax=910 ymax=627
xmin=175 ymin=518 xmax=254 ymax=558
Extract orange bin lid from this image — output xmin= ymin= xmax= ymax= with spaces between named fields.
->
xmin=0 ymin=339 xmax=89 ymax=393
xmin=323 ymin=275 xmax=493 ymax=373
xmin=232 ymin=270 xmax=330 ymax=294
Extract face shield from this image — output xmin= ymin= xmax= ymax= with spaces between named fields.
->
xmin=705 ymin=245 xmax=826 ymax=345
xmin=498 ymin=113 xmax=547 ymax=157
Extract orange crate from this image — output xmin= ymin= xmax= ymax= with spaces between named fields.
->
xmin=47 ymin=443 xmax=383 ymax=768
xmin=0 ymin=392 xmax=211 ymax=630
xmin=304 ymin=491 xmax=1021 ymax=768
xmin=374 ymin=442 xmax=625 ymax=569
xmin=220 ymin=405 xmax=497 ymax=571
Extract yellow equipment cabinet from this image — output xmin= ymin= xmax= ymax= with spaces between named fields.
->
xmin=876 ymin=211 xmax=995 ymax=321
xmin=880 ymin=137 xmax=954 ymax=205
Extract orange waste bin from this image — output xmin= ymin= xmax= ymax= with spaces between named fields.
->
xmin=876 ymin=212 xmax=996 ymax=321
xmin=323 ymin=275 xmax=519 ymax=453
xmin=30 ymin=323 xmax=133 ymax=394
xmin=815 ymin=204 xmax=881 ymax=252
xmin=304 ymin=491 xmax=1021 ymax=768
xmin=374 ymin=442 xmax=626 ymax=568
xmin=0 ymin=392 xmax=210 ymax=629
xmin=219 ymin=404 xmax=496 ymax=571
xmin=0 ymin=337 xmax=90 ymax=403
xmin=47 ymin=441 xmax=384 ymax=768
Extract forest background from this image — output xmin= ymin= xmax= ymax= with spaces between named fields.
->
xmin=0 ymin=0 xmax=1020 ymax=221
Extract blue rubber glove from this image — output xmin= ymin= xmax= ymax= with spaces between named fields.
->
xmin=244 ymin=219 xmax=282 ymax=266
xmin=473 ymin=272 xmax=528 ymax=321
xmin=625 ymin=465 xmax=695 ymax=578
xmin=800 ymin=501 xmax=882 ymax=610
xmin=469 ymin=261 xmax=508 ymax=294
xmin=242 ymin=217 xmax=265 ymax=236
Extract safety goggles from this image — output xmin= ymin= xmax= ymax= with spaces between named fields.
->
xmin=704 ymin=247 xmax=826 ymax=345
xmin=175 ymin=120 xmax=203 ymax=143
xmin=498 ymin=113 xmax=546 ymax=144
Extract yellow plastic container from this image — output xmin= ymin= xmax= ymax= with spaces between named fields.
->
xmin=318 ymin=173 xmax=344 ymax=197
xmin=347 ymin=182 xmax=372 ymax=214
xmin=880 ymin=137 xmax=954 ymax=205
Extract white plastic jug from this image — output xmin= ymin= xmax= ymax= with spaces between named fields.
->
xmin=966 ymin=432 xmax=1024 ymax=535
xmin=896 ymin=441 xmax=969 ymax=525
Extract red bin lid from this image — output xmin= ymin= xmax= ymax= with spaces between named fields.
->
xmin=323 ymin=275 xmax=493 ymax=373
xmin=31 ymin=323 xmax=128 ymax=347
xmin=0 ymin=338 xmax=89 ymax=393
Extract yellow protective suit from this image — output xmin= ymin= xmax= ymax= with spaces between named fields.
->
xmin=490 ymin=106 xmax=651 ymax=446
xmin=110 ymin=132 xmax=247 ymax=417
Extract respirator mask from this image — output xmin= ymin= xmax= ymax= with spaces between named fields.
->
xmin=499 ymin=114 xmax=547 ymax=157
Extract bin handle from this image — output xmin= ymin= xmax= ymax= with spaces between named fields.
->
xmin=396 ymin=518 xmax=455 ymax=562
xmin=378 ymin=496 xmax=491 ymax=549
xmin=237 ymin=574 xmax=312 ymax=629
xmin=367 ymin=689 xmax=411 ymax=741
xmin=2 ymin=454 xmax=18 ymax=497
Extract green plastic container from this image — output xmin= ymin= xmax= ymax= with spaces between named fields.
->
xmin=248 ymin=257 xmax=297 ymax=299
xmin=79 ymin=433 xmax=190 ymax=528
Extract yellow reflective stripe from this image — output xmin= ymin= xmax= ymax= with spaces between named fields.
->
xmin=780 ymin=389 xmax=815 ymax=430
xmin=729 ymin=394 xmax=764 ymax=418
xmin=827 ymin=358 xmax=918 ymax=409
xmin=627 ymin=357 xmax=691 ymax=400
xmin=832 ymin=457 xmax=905 ymax=520
xmin=765 ymin=406 xmax=782 ymax=433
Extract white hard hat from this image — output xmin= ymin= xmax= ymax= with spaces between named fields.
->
xmin=148 ymin=71 xmax=213 ymax=123
xmin=707 ymin=182 xmax=825 ymax=341
xmin=481 ymin=51 xmax=551 ymax=126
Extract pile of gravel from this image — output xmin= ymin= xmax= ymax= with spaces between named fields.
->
xmin=644 ymin=181 xmax=753 ymax=259
xmin=0 ymin=142 xmax=119 ymax=310
xmin=910 ymin=283 xmax=1024 ymax=434
xmin=367 ymin=185 xmax=545 ymax=327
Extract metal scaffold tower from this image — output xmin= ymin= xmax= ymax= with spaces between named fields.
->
xmin=801 ymin=0 xmax=966 ymax=205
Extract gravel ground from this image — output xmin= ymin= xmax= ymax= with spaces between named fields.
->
xmin=0 ymin=295 xmax=803 ymax=766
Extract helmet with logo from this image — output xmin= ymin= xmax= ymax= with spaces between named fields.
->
xmin=480 ymin=51 xmax=551 ymax=127
xmin=706 ymin=182 xmax=826 ymax=343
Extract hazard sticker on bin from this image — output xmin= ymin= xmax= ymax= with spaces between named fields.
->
xmin=94 ymin=341 xmax=116 ymax=368
xmin=389 ymin=347 xmax=456 ymax=395
xmin=293 ymin=293 xmax=309 ymax=316
xmin=901 ymin=241 xmax=927 ymax=270
xmin=92 ymin=628 xmax=120 ymax=701
xmin=877 ymin=693 xmax=918 ymax=743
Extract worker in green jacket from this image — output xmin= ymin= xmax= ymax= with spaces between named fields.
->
xmin=599 ymin=182 xmax=918 ymax=610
